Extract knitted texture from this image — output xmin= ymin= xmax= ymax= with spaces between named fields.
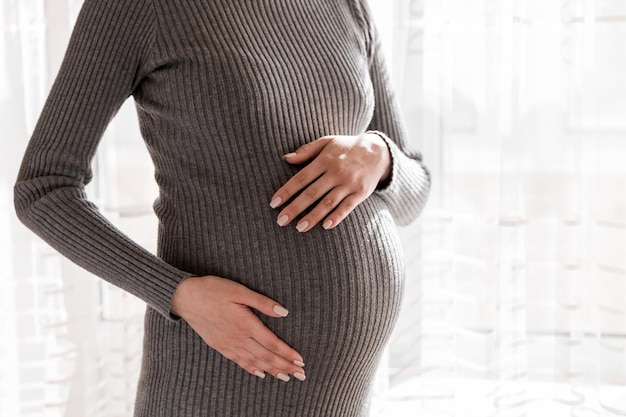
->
xmin=14 ymin=0 xmax=430 ymax=415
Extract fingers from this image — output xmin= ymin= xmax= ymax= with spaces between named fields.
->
xmin=300 ymin=192 xmax=363 ymax=232
xmin=243 ymin=338 xmax=306 ymax=381
xmin=176 ymin=275 xmax=306 ymax=382
xmin=270 ymin=159 xmax=326 ymax=211
xmin=197 ymin=305 xmax=306 ymax=382
xmin=269 ymin=137 xmax=337 ymax=210
xmin=272 ymin=174 xmax=338 ymax=228
xmin=271 ymin=134 xmax=391 ymax=232
xmin=224 ymin=340 xmax=306 ymax=382
xmin=253 ymin=322 xmax=305 ymax=370
xmin=234 ymin=282 xmax=290 ymax=318
xmin=282 ymin=137 xmax=332 ymax=165
xmin=228 ymin=284 xmax=306 ymax=379
xmin=272 ymin=169 xmax=372 ymax=232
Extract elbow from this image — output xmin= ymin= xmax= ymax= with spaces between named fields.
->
xmin=13 ymin=179 xmax=44 ymax=229
xmin=13 ymin=174 xmax=83 ymax=228
xmin=14 ymin=181 xmax=35 ymax=226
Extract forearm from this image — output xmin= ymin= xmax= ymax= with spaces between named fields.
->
xmin=14 ymin=180 xmax=192 ymax=319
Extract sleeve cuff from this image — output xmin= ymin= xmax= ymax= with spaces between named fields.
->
xmin=366 ymin=130 xmax=431 ymax=226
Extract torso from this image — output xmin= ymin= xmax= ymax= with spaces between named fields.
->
xmin=132 ymin=2 xmax=405 ymax=416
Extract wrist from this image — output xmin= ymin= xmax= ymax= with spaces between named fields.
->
xmin=365 ymin=130 xmax=392 ymax=185
xmin=171 ymin=276 xmax=195 ymax=317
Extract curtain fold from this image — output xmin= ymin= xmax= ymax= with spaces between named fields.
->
xmin=383 ymin=0 xmax=626 ymax=415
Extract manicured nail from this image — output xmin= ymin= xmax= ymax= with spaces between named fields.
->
xmin=277 ymin=373 xmax=290 ymax=382
xmin=255 ymin=370 xmax=266 ymax=379
xmin=323 ymin=220 xmax=333 ymax=230
xmin=283 ymin=152 xmax=297 ymax=159
xmin=293 ymin=360 xmax=305 ymax=367
xmin=277 ymin=215 xmax=289 ymax=226
xmin=294 ymin=372 xmax=306 ymax=381
xmin=273 ymin=304 xmax=289 ymax=317
xmin=270 ymin=197 xmax=282 ymax=208
xmin=296 ymin=221 xmax=309 ymax=233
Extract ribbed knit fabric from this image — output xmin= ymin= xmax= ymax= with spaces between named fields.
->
xmin=14 ymin=0 xmax=430 ymax=415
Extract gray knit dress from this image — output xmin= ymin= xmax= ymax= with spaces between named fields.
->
xmin=14 ymin=0 xmax=430 ymax=415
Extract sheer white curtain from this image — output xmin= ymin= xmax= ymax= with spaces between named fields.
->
xmin=3 ymin=0 xmax=626 ymax=416
xmin=379 ymin=0 xmax=626 ymax=416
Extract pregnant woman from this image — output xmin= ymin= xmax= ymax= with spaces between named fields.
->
xmin=14 ymin=0 xmax=430 ymax=415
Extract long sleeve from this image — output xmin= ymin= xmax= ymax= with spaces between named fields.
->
xmin=13 ymin=0 xmax=192 ymax=320
xmin=357 ymin=0 xmax=431 ymax=226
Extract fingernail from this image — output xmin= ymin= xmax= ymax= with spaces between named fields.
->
xmin=283 ymin=152 xmax=297 ymax=159
xmin=296 ymin=221 xmax=309 ymax=233
xmin=323 ymin=220 xmax=333 ymax=230
xmin=277 ymin=373 xmax=290 ymax=382
xmin=273 ymin=304 xmax=289 ymax=317
xmin=255 ymin=370 xmax=266 ymax=379
xmin=293 ymin=360 xmax=305 ymax=367
xmin=277 ymin=215 xmax=289 ymax=226
xmin=294 ymin=372 xmax=306 ymax=381
xmin=270 ymin=197 xmax=282 ymax=208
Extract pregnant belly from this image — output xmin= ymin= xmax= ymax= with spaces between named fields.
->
xmin=157 ymin=194 xmax=405 ymax=363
